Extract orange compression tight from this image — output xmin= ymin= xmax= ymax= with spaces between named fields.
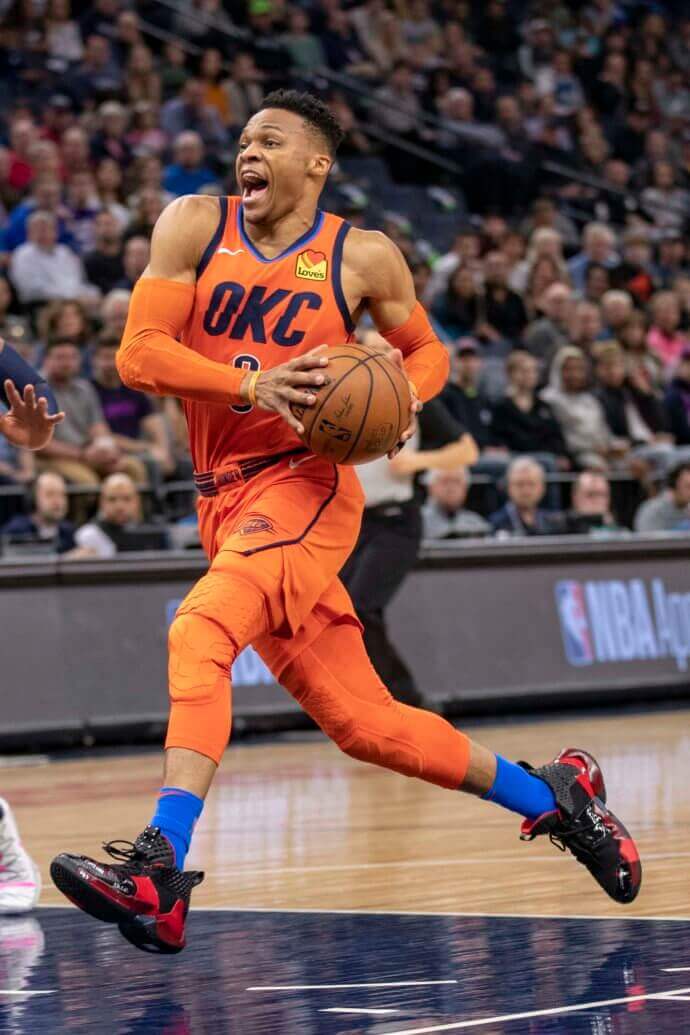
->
xmin=280 ymin=620 xmax=471 ymax=789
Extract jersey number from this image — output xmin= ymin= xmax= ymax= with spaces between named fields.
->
xmin=231 ymin=354 xmax=260 ymax=414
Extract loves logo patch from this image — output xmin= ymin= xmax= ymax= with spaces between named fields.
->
xmin=295 ymin=248 xmax=328 ymax=281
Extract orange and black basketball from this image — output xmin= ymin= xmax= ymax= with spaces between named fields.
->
xmin=291 ymin=343 xmax=411 ymax=465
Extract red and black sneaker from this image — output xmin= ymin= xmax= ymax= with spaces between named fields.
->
xmin=519 ymin=747 xmax=642 ymax=904
xmin=50 ymin=826 xmax=203 ymax=954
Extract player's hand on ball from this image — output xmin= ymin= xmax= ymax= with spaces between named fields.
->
xmin=0 ymin=379 xmax=64 ymax=450
xmin=244 ymin=347 xmax=330 ymax=435
xmin=380 ymin=348 xmax=421 ymax=459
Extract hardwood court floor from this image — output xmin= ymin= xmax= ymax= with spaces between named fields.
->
xmin=3 ymin=707 xmax=689 ymax=920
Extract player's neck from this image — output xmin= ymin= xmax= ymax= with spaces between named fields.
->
xmin=241 ymin=203 xmax=319 ymax=260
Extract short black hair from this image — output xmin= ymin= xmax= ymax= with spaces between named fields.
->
xmin=258 ymin=89 xmax=344 ymax=157
xmin=668 ymin=461 xmax=690 ymax=489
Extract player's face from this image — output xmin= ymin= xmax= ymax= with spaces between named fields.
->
xmin=236 ymin=109 xmax=331 ymax=224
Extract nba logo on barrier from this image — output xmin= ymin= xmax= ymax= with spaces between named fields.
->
xmin=555 ymin=580 xmax=593 ymax=667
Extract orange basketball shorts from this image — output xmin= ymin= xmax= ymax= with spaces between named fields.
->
xmin=166 ymin=452 xmax=471 ymax=788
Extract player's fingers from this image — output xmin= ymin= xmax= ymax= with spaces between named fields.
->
xmin=35 ymin=394 xmax=48 ymax=416
xmin=289 ymin=349 xmax=330 ymax=370
xmin=283 ymin=387 xmax=318 ymax=406
xmin=285 ymin=370 xmax=330 ymax=387
xmin=278 ymin=401 xmax=304 ymax=436
xmin=4 ymin=379 xmax=23 ymax=411
xmin=23 ymin=384 xmax=37 ymax=408
xmin=46 ymin=411 xmax=65 ymax=424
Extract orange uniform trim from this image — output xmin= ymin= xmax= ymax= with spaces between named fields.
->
xmin=380 ymin=301 xmax=450 ymax=402
xmin=117 ymin=277 xmax=246 ymax=405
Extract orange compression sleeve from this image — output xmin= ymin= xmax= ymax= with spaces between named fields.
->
xmin=380 ymin=302 xmax=450 ymax=402
xmin=117 ymin=277 xmax=246 ymax=405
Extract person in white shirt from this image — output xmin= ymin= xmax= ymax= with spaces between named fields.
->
xmin=9 ymin=210 xmax=93 ymax=304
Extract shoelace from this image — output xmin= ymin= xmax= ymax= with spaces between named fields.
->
xmin=549 ymin=809 xmax=609 ymax=854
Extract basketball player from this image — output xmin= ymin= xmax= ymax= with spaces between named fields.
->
xmin=51 ymin=92 xmax=640 ymax=953
xmin=0 ymin=341 xmax=63 ymax=912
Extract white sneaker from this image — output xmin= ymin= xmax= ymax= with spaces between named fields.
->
xmin=0 ymin=797 xmax=41 ymax=914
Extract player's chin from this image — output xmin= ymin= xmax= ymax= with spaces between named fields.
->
xmin=242 ymin=186 xmax=273 ymax=221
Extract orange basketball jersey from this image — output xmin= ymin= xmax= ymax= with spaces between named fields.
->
xmin=182 ymin=196 xmax=355 ymax=471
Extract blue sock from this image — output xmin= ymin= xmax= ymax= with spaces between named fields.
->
xmin=150 ymin=787 xmax=204 ymax=868
xmin=482 ymin=755 xmax=557 ymax=819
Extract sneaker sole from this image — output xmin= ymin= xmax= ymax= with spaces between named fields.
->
xmin=50 ymin=857 xmax=183 ymax=954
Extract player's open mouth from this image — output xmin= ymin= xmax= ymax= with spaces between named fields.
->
xmin=241 ymin=173 xmax=269 ymax=203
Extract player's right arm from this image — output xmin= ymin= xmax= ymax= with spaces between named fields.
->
xmin=117 ymin=196 xmax=326 ymax=430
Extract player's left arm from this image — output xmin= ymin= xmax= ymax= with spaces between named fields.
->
xmin=344 ymin=229 xmax=450 ymax=402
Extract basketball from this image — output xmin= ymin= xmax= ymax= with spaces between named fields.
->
xmin=291 ymin=343 xmax=411 ymax=465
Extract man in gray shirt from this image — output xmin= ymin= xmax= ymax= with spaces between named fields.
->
xmin=422 ymin=466 xmax=490 ymax=539
xmin=634 ymin=462 xmax=690 ymax=532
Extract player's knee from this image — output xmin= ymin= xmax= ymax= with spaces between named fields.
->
xmin=168 ymin=610 xmax=237 ymax=703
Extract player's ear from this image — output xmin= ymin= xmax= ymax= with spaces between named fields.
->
xmin=310 ymin=153 xmax=332 ymax=179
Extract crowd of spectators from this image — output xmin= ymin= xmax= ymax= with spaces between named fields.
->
xmin=1 ymin=0 xmax=690 ymax=552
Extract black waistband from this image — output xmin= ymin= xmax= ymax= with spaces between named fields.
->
xmin=194 ymin=448 xmax=307 ymax=497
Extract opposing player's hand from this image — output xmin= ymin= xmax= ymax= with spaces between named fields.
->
xmin=244 ymin=347 xmax=330 ymax=435
xmin=0 ymin=380 xmax=64 ymax=450
xmin=381 ymin=347 xmax=422 ymax=459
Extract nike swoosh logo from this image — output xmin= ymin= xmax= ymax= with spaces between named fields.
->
xmin=289 ymin=454 xmax=316 ymax=469
xmin=217 ymin=247 xmax=244 ymax=256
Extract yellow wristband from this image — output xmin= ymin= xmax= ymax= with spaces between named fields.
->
xmin=247 ymin=371 xmax=260 ymax=406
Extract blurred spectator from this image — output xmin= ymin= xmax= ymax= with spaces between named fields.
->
xmin=9 ymin=211 xmax=92 ymax=304
xmin=1 ymin=177 xmax=74 ymax=254
xmin=91 ymin=334 xmax=172 ymax=483
xmin=0 ymin=275 xmax=31 ymax=351
xmin=160 ymin=79 xmax=227 ymax=153
xmin=612 ymin=227 xmax=655 ymax=306
xmin=7 ymin=119 xmax=37 ymax=192
xmin=568 ymin=301 xmax=603 ymax=359
xmin=160 ymin=41 xmax=189 ymax=101
xmin=46 ymin=0 xmax=84 ymax=64
xmin=65 ymin=172 xmax=101 ymax=254
xmin=641 ymin=161 xmax=690 ymax=233
xmin=73 ymin=472 xmax=168 ymax=557
xmin=125 ymin=189 xmax=165 ymax=241
xmin=592 ymin=342 xmax=678 ymax=475
xmin=115 ymin=236 xmax=149 ymax=291
xmin=523 ymin=282 xmax=573 ymax=367
xmin=600 ymin=290 xmax=634 ymax=339
xmin=489 ymin=456 xmax=551 ymax=536
xmin=509 ymin=226 xmax=566 ymax=295
xmin=541 ymin=347 xmax=614 ymax=471
xmin=477 ymin=251 xmax=528 ymax=347
xmin=60 ymin=126 xmax=92 ymax=177
xmin=425 ymin=227 xmax=481 ymax=306
xmin=373 ymin=61 xmax=423 ymax=138
xmin=422 ymin=467 xmax=489 ymax=539
xmin=441 ymin=339 xmax=493 ymax=452
xmin=432 ymin=266 xmax=481 ymax=339
xmin=664 ymin=348 xmax=690 ymax=446
xmin=127 ymin=103 xmax=167 ymax=158
xmin=126 ymin=46 xmax=162 ymax=107
xmin=280 ymin=9 xmax=326 ymax=72
xmin=490 ymin=350 xmax=569 ymax=504
xmin=90 ymin=102 xmax=133 ymax=167
xmin=634 ymin=462 xmax=690 ymax=533
xmin=567 ymin=223 xmax=619 ymax=292
xmin=71 ymin=34 xmax=123 ymax=104
xmin=583 ymin=262 xmax=611 ymax=305
xmin=655 ymin=231 xmax=689 ymax=290
xmin=2 ymin=470 xmax=75 ymax=553
xmin=39 ymin=299 xmax=92 ymax=349
xmin=37 ymin=338 xmax=145 ymax=488
xmin=163 ymin=132 xmax=219 ymax=198
xmin=83 ymin=210 xmax=124 ymax=295
xmin=570 ymin=470 xmax=620 ymax=533
xmin=95 ymin=158 xmax=130 ymax=230
xmin=101 ymin=288 xmax=131 ymax=337
xmin=128 ymin=156 xmax=173 ymax=210
xmin=199 ymin=49 xmax=232 ymax=125
xmin=223 ymin=53 xmax=265 ymax=130
xmin=647 ymin=292 xmax=688 ymax=371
